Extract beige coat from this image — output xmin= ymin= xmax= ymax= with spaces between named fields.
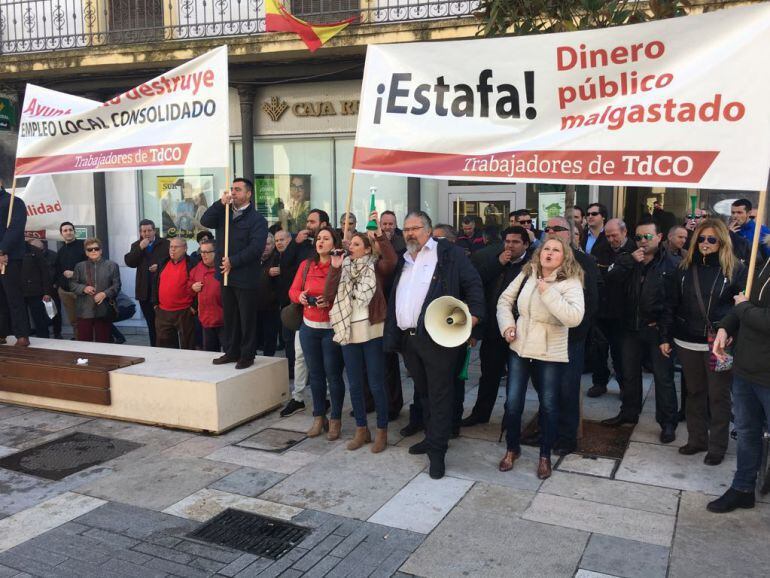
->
xmin=496 ymin=271 xmax=585 ymax=363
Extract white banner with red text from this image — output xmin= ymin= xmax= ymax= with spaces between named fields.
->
xmin=353 ymin=4 xmax=770 ymax=190
xmin=15 ymin=46 xmax=229 ymax=176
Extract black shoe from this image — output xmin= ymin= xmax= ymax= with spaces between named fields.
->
xmin=409 ymin=439 xmax=429 ymax=455
xmin=554 ymin=441 xmax=577 ymax=456
xmin=280 ymin=399 xmax=306 ymax=418
xmin=235 ymin=358 xmax=254 ymax=370
xmin=678 ymin=444 xmax=706 ymax=455
xmin=586 ymin=385 xmax=607 ymax=398
xmin=677 ymin=411 xmax=686 ymax=423
xmin=704 ymin=453 xmax=724 ymax=466
xmin=213 ymin=354 xmax=237 ymax=365
xmin=428 ymin=452 xmax=446 ymax=479
xmin=601 ymin=414 xmax=639 ymax=427
xmin=114 ymin=335 xmax=126 ymax=345
xmin=707 ymin=488 xmax=755 ymax=513
xmin=460 ymin=414 xmax=488 ymax=428
xmin=451 ymin=427 xmax=460 ymax=439
xmin=400 ymin=422 xmax=424 ymax=437
xmin=660 ymin=423 xmax=676 ymax=444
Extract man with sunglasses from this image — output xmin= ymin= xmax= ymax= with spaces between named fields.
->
xmin=602 ymin=218 xmax=679 ymax=444
xmin=582 ymin=203 xmax=612 ymax=268
xmin=511 ymin=209 xmax=542 ymax=248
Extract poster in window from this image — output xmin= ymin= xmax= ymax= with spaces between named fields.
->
xmin=254 ymin=174 xmax=311 ymax=234
xmin=156 ymin=175 xmax=214 ymax=238
xmin=538 ymin=192 xmax=566 ymax=223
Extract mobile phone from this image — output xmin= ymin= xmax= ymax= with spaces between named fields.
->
xmin=330 ymin=249 xmax=345 ymax=257
xmin=306 ymin=295 xmax=318 ymax=306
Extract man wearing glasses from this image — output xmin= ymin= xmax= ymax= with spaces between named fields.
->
xmin=602 ymin=218 xmax=679 ymax=444
xmin=581 ymin=203 xmax=613 ymax=269
xmin=189 ymin=238 xmax=226 ymax=352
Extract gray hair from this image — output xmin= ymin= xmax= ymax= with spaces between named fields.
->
xmin=606 ymin=218 xmax=627 ymax=232
xmin=546 ymin=214 xmax=577 ymax=248
xmin=433 ymin=223 xmax=457 ymax=242
xmin=404 ymin=210 xmax=433 ymax=231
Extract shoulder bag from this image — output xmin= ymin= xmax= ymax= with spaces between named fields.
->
xmin=692 ymin=269 xmax=732 ymax=372
xmin=280 ymin=261 xmax=310 ymax=332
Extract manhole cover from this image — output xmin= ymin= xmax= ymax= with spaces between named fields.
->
xmin=0 ymin=431 xmax=142 ymax=480
xmin=520 ymin=417 xmax=632 ymax=460
xmin=189 ymin=508 xmax=310 ymax=560
xmin=236 ymin=428 xmax=306 ymax=453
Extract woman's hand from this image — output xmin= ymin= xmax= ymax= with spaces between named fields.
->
xmin=316 ymin=296 xmax=329 ymax=309
xmin=659 ymin=343 xmax=672 ymax=358
xmin=94 ymin=291 xmax=107 ymax=305
xmin=299 ymin=291 xmax=309 ymax=306
xmin=330 ymin=254 xmax=344 ymax=269
xmin=712 ymin=327 xmax=730 ymax=362
xmin=368 ymin=211 xmax=381 ymax=236
xmin=537 ymin=278 xmax=551 ymax=294
xmin=503 ymin=326 xmax=516 ymax=343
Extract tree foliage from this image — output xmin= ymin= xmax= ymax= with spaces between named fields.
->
xmin=477 ymin=0 xmax=692 ymax=38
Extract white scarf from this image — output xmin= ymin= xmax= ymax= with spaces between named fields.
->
xmin=330 ymin=254 xmax=378 ymax=345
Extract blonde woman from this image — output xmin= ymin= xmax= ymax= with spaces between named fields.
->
xmin=496 ymin=237 xmax=585 ymax=479
xmin=662 ymin=219 xmax=746 ymax=465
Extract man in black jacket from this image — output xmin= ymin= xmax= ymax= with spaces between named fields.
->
xmin=462 ymin=226 xmax=530 ymax=426
xmin=56 ymin=221 xmax=86 ymax=337
xmin=22 ymin=240 xmax=54 ymax=338
xmin=124 ymin=219 xmax=170 ymax=346
xmin=602 ymin=218 xmax=679 ymax=443
xmin=384 ymin=211 xmax=484 ymax=479
xmin=582 ymin=203 xmax=613 ymax=269
xmin=0 ymin=186 xmax=30 ymax=346
xmin=201 ymin=178 xmax=268 ymax=370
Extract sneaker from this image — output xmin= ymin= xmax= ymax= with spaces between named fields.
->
xmin=707 ymin=488 xmax=755 ymax=513
xmin=280 ymin=399 xmax=306 ymax=418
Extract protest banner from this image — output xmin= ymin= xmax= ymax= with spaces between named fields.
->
xmin=18 ymin=175 xmax=64 ymax=233
xmin=14 ymin=46 xmax=229 ymax=176
xmin=352 ymin=4 xmax=770 ymax=191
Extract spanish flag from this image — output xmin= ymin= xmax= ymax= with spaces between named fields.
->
xmin=265 ymin=0 xmax=357 ymax=52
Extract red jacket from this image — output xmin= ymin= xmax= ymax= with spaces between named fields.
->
xmin=189 ymin=262 xmax=223 ymax=328
xmin=289 ymin=259 xmax=333 ymax=324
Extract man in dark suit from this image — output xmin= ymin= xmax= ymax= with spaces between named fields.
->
xmin=124 ymin=219 xmax=170 ymax=346
xmin=0 ymin=186 xmax=30 ymax=346
xmin=384 ymin=211 xmax=484 ymax=479
xmin=201 ymin=178 xmax=268 ymax=370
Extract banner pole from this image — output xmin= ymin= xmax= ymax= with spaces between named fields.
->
xmin=223 ymin=167 xmax=230 ymax=287
xmin=342 ymin=172 xmax=355 ymax=241
xmin=1 ymin=177 xmax=17 ymax=276
xmin=745 ymin=186 xmax=767 ymax=297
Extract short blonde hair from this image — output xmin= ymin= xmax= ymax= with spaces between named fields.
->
xmin=84 ymin=237 xmax=102 ymax=250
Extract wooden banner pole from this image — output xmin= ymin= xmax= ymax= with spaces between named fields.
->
xmin=745 ymin=186 xmax=767 ymax=297
xmin=223 ymin=167 xmax=230 ymax=287
xmin=342 ymin=172 xmax=355 ymax=241
xmin=1 ymin=177 xmax=17 ymax=276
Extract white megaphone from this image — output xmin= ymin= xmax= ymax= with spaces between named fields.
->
xmin=424 ymin=296 xmax=472 ymax=348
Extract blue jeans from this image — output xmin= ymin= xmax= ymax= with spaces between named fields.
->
xmin=731 ymin=375 xmax=770 ymax=493
xmin=505 ymin=351 xmax=566 ymax=457
xmin=342 ymin=338 xmax=388 ymax=429
xmin=557 ymin=340 xmax=586 ymax=446
xmin=299 ymin=324 xmax=345 ymax=419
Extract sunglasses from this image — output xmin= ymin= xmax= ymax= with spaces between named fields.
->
xmin=697 ymin=235 xmax=719 ymax=245
xmin=199 ymin=250 xmax=215 ymax=254
xmin=686 ymin=214 xmax=705 ymax=219
xmin=86 ymin=247 xmax=101 ymax=252
xmin=586 ymin=211 xmax=601 ymax=217
xmin=545 ymin=226 xmax=568 ymax=233
xmin=749 ymin=216 xmax=756 ymax=220
xmin=517 ymin=219 xmax=532 ymax=225
xmin=635 ymin=234 xmax=655 ymax=241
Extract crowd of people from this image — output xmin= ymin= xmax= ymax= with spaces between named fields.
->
xmin=0 ymin=179 xmax=769 ymax=513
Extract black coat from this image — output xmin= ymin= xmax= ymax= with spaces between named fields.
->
xmin=200 ymin=202 xmax=268 ymax=289
xmin=256 ymin=250 xmax=280 ymax=311
xmin=56 ymin=239 xmax=86 ymax=291
xmin=583 ymin=231 xmax=614 ymax=271
xmin=477 ymin=248 xmax=529 ymax=336
xmin=275 ymin=243 xmax=301 ymax=308
xmin=571 ymin=249 xmax=601 ymax=343
xmin=663 ymin=253 xmax=746 ymax=344
xmin=720 ymin=256 xmax=770 ymax=388
xmin=21 ymin=243 xmax=53 ymax=298
xmin=124 ymin=237 xmax=171 ymax=301
xmin=600 ymin=238 xmax=637 ymax=321
xmin=383 ymin=240 xmax=485 ymax=352
xmin=0 ymin=189 xmax=27 ymax=261
xmin=607 ymin=246 xmax=679 ymax=334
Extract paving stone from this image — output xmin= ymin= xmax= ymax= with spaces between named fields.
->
xmin=160 ymin=435 xmax=233 ymax=458
xmin=0 ymin=551 xmax=61 ymax=576
xmin=78 ymin=455 xmax=238 ymax=510
xmin=325 ymin=538 xmax=394 ymax=578
xmin=615 ymin=442 xmax=735 ymax=496
xmin=132 ymin=541 xmax=194 ymax=564
xmin=233 ymin=555 xmax=273 ymax=576
xmin=75 ymin=502 xmax=199 ymax=540
xmin=540 ymin=471 xmax=680 ymax=516
xmin=369 ymin=549 xmax=413 ymax=578
xmin=669 ymin=491 xmax=770 ymax=577
xmin=217 ymin=553 xmax=259 ymax=577
xmin=291 ymin=533 xmax=345 ymax=572
xmin=0 ymin=492 xmax=105 ymax=552
xmin=575 ymin=571 xmax=621 ymax=578
xmin=143 ymin=555 xmax=210 ymax=578
xmin=401 ymin=483 xmax=587 ymax=578
xmin=100 ymin=557 xmax=167 ymax=578
xmin=237 ymin=428 xmax=307 ymax=452
xmin=0 ymin=406 xmax=33 ymax=421
xmin=0 ymin=410 xmax=91 ymax=433
xmin=0 ymin=565 xmax=18 ymax=578
xmin=580 ymin=534 xmax=669 ymax=578
xmin=163 ymin=487 xmax=302 ymax=522
xmin=556 ymin=454 xmax=617 ymax=478
xmin=82 ymin=527 xmax=141 ymax=549
xmin=208 ymin=467 xmax=287 ymax=497
xmin=522 ymin=493 xmax=675 ymax=547
xmin=0 ymin=425 xmax=62 ymax=451
xmin=205 ymin=445 xmax=318 ymax=475
xmin=290 ymin=435 xmax=347 ymax=456
xmin=368 ymin=473 xmax=473 ymax=533
xmin=300 ymin=554 xmax=343 ymax=578
xmin=262 ymin=444 xmax=426 ymax=520
xmin=442 ymin=436 xmax=543 ymax=491
xmin=0 ymin=447 xmax=15 ymax=459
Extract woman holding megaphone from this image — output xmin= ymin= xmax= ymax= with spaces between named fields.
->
xmin=496 ymin=237 xmax=585 ymax=479
xmin=326 ymin=212 xmax=397 ymax=453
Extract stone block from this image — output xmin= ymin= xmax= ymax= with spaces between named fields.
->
xmin=556 ymin=454 xmax=617 ymax=478
xmin=208 ymin=467 xmax=287 ymax=497
xmin=205 ymin=445 xmax=318 ymax=475
xmin=162 ymin=488 xmax=302 ymax=522
xmin=580 ymin=534 xmax=669 ymax=578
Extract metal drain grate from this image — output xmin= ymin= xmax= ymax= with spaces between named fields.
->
xmin=189 ymin=509 xmax=310 ymax=560
xmin=0 ymin=431 xmax=142 ymax=480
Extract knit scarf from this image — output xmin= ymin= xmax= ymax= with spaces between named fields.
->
xmin=330 ymin=254 xmax=378 ymax=345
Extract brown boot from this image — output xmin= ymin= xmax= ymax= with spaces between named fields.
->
xmin=327 ymin=419 xmax=342 ymax=441
xmin=14 ymin=336 xmax=30 ymax=347
xmin=371 ymin=428 xmax=388 ymax=453
xmin=498 ymin=450 xmax=520 ymax=472
xmin=347 ymin=427 xmax=371 ymax=450
xmin=306 ymin=416 xmax=328 ymax=438
xmin=537 ymin=456 xmax=552 ymax=480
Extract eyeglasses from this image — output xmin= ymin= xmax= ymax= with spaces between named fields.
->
xmin=403 ymin=226 xmax=424 ymax=234
xmin=587 ymin=211 xmax=601 ymax=217
xmin=635 ymin=234 xmax=655 ymax=241
xmin=697 ymin=235 xmax=719 ymax=245
xmin=199 ymin=250 xmax=215 ymax=254
xmin=86 ymin=247 xmax=101 ymax=252
xmin=517 ymin=219 xmax=532 ymax=225
xmin=545 ymin=226 xmax=568 ymax=233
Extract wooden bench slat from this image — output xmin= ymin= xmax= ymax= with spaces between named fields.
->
xmin=0 ymin=362 xmax=109 ymax=389
xmin=0 ymin=376 xmax=111 ymax=405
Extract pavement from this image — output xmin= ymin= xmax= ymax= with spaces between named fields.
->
xmin=0 ymin=336 xmax=768 ymax=577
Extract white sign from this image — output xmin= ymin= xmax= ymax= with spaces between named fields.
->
xmin=15 ymin=46 xmax=229 ymax=176
xmin=18 ymin=174 xmax=64 ymax=232
xmin=353 ymin=4 xmax=770 ymax=190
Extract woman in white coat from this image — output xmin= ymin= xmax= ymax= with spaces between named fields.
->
xmin=496 ymin=237 xmax=585 ymax=479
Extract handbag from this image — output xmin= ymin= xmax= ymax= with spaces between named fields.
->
xmin=692 ymin=269 xmax=733 ymax=372
xmin=280 ymin=261 xmax=310 ymax=332
xmin=89 ymin=261 xmax=119 ymax=322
